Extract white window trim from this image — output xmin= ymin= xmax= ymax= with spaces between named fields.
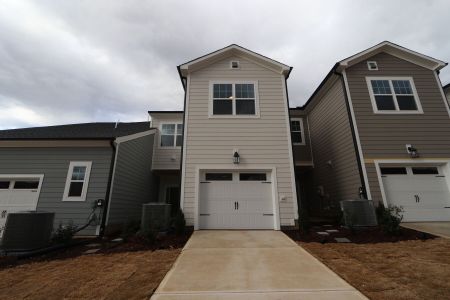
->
xmin=208 ymin=81 xmax=260 ymax=118
xmin=291 ymin=117 xmax=306 ymax=146
xmin=159 ymin=122 xmax=183 ymax=149
xmin=366 ymin=76 xmax=423 ymax=114
xmin=62 ymin=161 xmax=92 ymax=202
xmin=367 ymin=61 xmax=378 ymax=71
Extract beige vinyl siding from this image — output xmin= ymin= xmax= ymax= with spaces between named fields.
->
xmin=306 ymin=77 xmax=361 ymax=214
xmin=346 ymin=52 xmax=450 ymax=203
xmin=183 ymin=55 xmax=296 ymax=226
xmin=151 ymin=114 xmax=183 ymax=170
xmin=289 ymin=109 xmax=313 ymax=164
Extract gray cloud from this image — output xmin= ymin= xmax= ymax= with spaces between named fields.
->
xmin=1 ymin=0 xmax=449 ymax=129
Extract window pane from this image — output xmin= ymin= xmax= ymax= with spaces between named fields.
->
xmin=71 ymin=166 xmax=86 ymax=180
xmin=239 ymin=173 xmax=267 ymax=181
xmin=375 ymin=95 xmax=396 ymax=110
xmin=176 ymin=135 xmax=183 ymax=147
xmin=397 ymin=95 xmax=418 ymax=110
xmin=213 ymin=84 xmax=232 ymax=98
xmin=371 ymin=80 xmax=391 ymax=94
xmin=14 ymin=181 xmax=39 ymax=189
xmin=392 ymin=80 xmax=413 ymax=95
xmin=213 ymin=99 xmax=232 ymax=115
xmin=161 ymin=135 xmax=175 ymax=147
xmin=0 ymin=181 xmax=10 ymax=189
xmin=380 ymin=167 xmax=407 ymax=175
xmin=177 ymin=124 xmax=183 ymax=133
xmin=235 ymin=84 xmax=254 ymax=98
xmin=291 ymin=120 xmax=301 ymax=132
xmin=292 ymin=132 xmax=303 ymax=144
xmin=161 ymin=124 xmax=175 ymax=135
xmin=412 ymin=167 xmax=439 ymax=175
xmin=236 ymin=99 xmax=255 ymax=115
xmin=68 ymin=181 xmax=83 ymax=197
xmin=205 ymin=173 xmax=233 ymax=181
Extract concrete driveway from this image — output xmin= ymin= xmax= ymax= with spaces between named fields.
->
xmin=151 ymin=231 xmax=367 ymax=299
xmin=402 ymin=222 xmax=450 ymax=238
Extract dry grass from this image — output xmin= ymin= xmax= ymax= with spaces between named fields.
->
xmin=0 ymin=249 xmax=180 ymax=300
xmin=301 ymin=238 xmax=450 ymax=300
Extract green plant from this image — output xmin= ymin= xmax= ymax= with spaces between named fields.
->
xmin=376 ymin=204 xmax=404 ymax=235
xmin=52 ymin=222 xmax=77 ymax=244
xmin=173 ymin=210 xmax=186 ymax=235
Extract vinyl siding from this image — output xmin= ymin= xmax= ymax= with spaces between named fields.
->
xmin=346 ymin=52 xmax=450 ymax=203
xmin=289 ymin=109 xmax=313 ymax=163
xmin=107 ymin=133 xmax=155 ymax=225
xmin=151 ymin=114 xmax=183 ymax=170
xmin=183 ymin=55 xmax=296 ymax=226
xmin=306 ymin=77 xmax=361 ymax=213
xmin=0 ymin=147 xmax=113 ymax=235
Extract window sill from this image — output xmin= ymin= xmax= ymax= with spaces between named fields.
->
xmin=373 ymin=110 xmax=424 ymax=114
xmin=208 ymin=114 xmax=260 ymax=119
xmin=62 ymin=198 xmax=86 ymax=202
xmin=158 ymin=146 xmax=182 ymax=149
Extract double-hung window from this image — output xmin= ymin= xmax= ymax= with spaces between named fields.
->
xmin=160 ymin=123 xmax=183 ymax=147
xmin=290 ymin=118 xmax=305 ymax=145
xmin=63 ymin=161 xmax=92 ymax=201
xmin=366 ymin=77 xmax=422 ymax=113
xmin=211 ymin=82 xmax=259 ymax=117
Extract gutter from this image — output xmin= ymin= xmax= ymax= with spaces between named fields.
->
xmin=99 ymin=139 xmax=117 ymax=236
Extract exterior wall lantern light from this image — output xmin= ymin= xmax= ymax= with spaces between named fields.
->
xmin=233 ymin=151 xmax=240 ymax=164
xmin=406 ymin=144 xmax=419 ymax=158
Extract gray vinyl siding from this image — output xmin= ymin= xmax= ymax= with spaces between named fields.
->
xmin=107 ymin=133 xmax=155 ymax=225
xmin=289 ymin=110 xmax=312 ymax=163
xmin=346 ymin=52 xmax=450 ymax=203
xmin=306 ymin=77 xmax=361 ymax=213
xmin=183 ymin=55 xmax=296 ymax=226
xmin=0 ymin=147 xmax=113 ymax=235
xmin=151 ymin=114 xmax=183 ymax=170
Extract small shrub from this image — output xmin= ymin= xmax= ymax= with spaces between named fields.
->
xmin=135 ymin=229 xmax=157 ymax=244
xmin=173 ymin=210 xmax=186 ymax=235
xmin=52 ymin=222 xmax=77 ymax=244
xmin=376 ymin=204 xmax=404 ymax=235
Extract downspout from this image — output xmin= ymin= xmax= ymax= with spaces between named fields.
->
xmin=336 ymin=72 xmax=367 ymax=199
xmin=99 ymin=139 xmax=117 ymax=236
xmin=177 ymin=66 xmax=187 ymax=212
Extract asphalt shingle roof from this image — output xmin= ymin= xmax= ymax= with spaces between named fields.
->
xmin=0 ymin=122 xmax=153 ymax=140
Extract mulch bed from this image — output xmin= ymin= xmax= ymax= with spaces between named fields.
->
xmin=284 ymin=225 xmax=435 ymax=244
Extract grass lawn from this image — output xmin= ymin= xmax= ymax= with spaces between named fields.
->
xmin=300 ymin=238 xmax=450 ymax=300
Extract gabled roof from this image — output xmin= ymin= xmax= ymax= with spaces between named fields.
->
xmin=336 ymin=41 xmax=447 ymax=72
xmin=0 ymin=122 xmax=153 ymax=140
xmin=178 ymin=44 xmax=292 ymax=78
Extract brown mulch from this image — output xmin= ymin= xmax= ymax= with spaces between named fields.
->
xmin=296 ymin=236 xmax=450 ymax=299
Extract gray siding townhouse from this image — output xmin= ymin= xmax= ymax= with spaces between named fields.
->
xmin=0 ymin=122 xmax=155 ymax=235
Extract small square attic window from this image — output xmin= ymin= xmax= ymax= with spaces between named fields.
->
xmin=367 ymin=61 xmax=378 ymax=71
xmin=230 ymin=61 xmax=240 ymax=69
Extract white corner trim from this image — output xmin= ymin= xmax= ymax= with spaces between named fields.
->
xmin=271 ymin=167 xmax=281 ymax=230
xmin=373 ymin=159 xmax=450 ymax=208
xmin=281 ymin=76 xmax=299 ymax=219
xmin=180 ymin=75 xmax=191 ymax=212
xmin=365 ymin=76 xmax=423 ymax=114
xmin=104 ymin=143 xmax=120 ymax=226
xmin=433 ymin=71 xmax=450 ymax=118
xmin=62 ymin=161 xmax=92 ymax=202
xmin=290 ymin=117 xmax=306 ymax=146
xmin=342 ymin=70 xmax=372 ymax=200
xmin=115 ymin=129 xmax=156 ymax=144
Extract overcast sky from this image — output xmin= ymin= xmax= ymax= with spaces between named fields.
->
xmin=1 ymin=0 xmax=449 ymax=129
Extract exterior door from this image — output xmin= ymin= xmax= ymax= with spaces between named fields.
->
xmin=199 ymin=171 xmax=274 ymax=229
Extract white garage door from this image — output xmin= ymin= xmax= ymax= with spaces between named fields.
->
xmin=0 ymin=176 xmax=42 ymax=234
xmin=199 ymin=171 xmax=274 ymax=229
xmin=381 ymin=166 xmax=450 ymax=222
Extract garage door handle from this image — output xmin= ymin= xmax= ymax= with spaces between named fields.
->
xmin=263 ymin=213 xmax=274 ymax=216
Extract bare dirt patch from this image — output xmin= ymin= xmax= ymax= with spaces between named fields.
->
xmin=299 ymin=238 xmax=450 ymax=300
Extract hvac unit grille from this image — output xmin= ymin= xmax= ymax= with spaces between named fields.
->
xmin=2 ymin=211 xmax=55 ymax=252
xmin=340 ymin=200 xmax=378 ymax=227
xmin=141 ymin=203 xmax=172 ymax=231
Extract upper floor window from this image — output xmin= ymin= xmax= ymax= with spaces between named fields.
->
xmin=291 ymin=118 xmax=305 ymax=145
xmin=63 ymin=161 xmax=92 ymax=201
xmin=366 ymin=77 xmax=423 ymax=114
xmin=210 ymin=82 xmax=259 ymax=117
xmin=160 ymin=123 xmax=183 ymax=147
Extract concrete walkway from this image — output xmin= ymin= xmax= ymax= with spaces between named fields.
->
xmin=402 ymin=222 xmax=450 ymax=239
xmin=151 ymin=231 xmax=367 ymax=299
